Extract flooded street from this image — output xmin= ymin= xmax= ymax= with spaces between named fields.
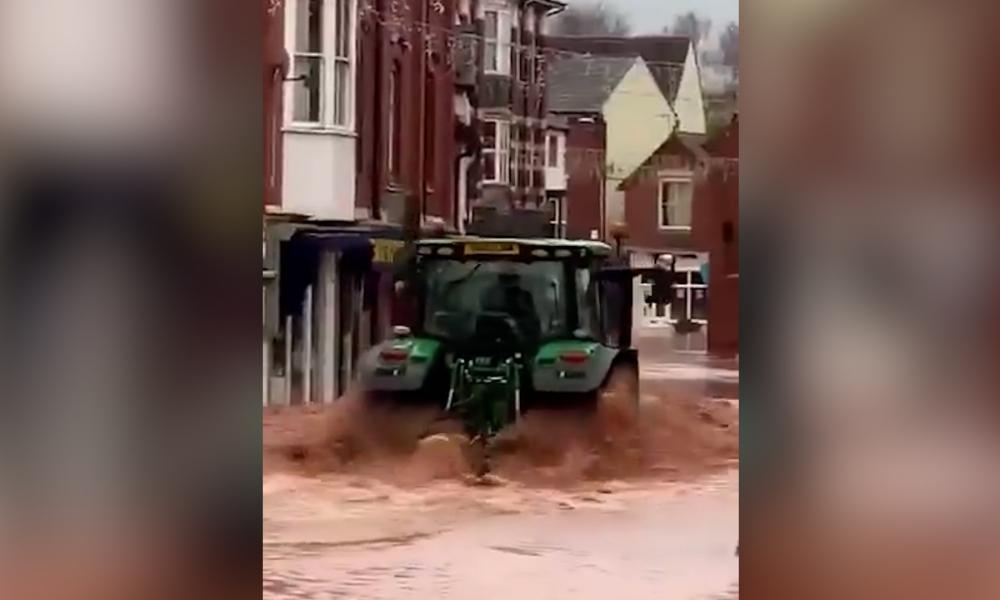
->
xmin=264 ymin=334 xmax=739 ymax=599
xmin=264 ymin=470 xmax=737 ymax=599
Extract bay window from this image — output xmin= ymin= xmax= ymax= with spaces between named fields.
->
xmin=288 ymin=0 xmax=355 ymax=129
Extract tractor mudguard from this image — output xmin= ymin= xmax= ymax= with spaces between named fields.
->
xmin=357 ymin=337 xmax=442 ymax=392
xmin=531 ymin=340 xmax=624 ymax=394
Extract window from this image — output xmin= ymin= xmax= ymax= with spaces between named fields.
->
xmin=291 ymin=0 xmax=323 ymax=123
xmin=483 ymin=119 xmax=510 ymax=183
xmin=658 ymin=178 xmax=694 ymax=229
xmin=522 ymin=16 xmax=535 ymax=84
xmin=289 ymin=0 xmax=354 ymax=128
xmin=547 ymin=133 xmax=559 ymax=167
xmin=575 ymin=268 xmax=601 ymax=339
xmin=422 ymin=260 xmax=568 ymax=340
xmin=526 ymin=143 xmax=534 ymax=189
xmin=510 ymin=127 xmax=520 ymax=188
xmin=483 ymin=9 xmax=510 ymax=74
xmin=548 ymin=196 xmax=567 ymax=238
xmin=669 ymin=269 xmax=708 ymax=324
xmin=331 ymin=0 xmax=352 ymax=126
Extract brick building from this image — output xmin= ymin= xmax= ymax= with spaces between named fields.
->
xmin=457 ymin=0 xmax=567 ymax=234
xmin=694 ymin=115 xmax=739 ymax=357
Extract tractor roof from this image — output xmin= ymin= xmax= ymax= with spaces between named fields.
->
xmin=417 ymin=237 xmax=613 ymax=258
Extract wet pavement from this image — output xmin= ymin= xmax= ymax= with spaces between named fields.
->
xmin=263 ymin=331 xmax=739 ymax=599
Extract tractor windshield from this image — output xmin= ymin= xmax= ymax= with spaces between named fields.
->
xmin=422 ymin=259 xmax=568 ymax=343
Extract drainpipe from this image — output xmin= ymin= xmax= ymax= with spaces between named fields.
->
xmin=417 ymin=0 xmax=429 ymax=229
xmin=371 ymin=0 xmax=384 ymax=220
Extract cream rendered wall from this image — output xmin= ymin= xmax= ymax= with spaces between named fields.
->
xmin=673 ymin=43 xmax=708 ymax=135
xmin=282 ymin=132 xmax=356 ymax=221
xmin=601 ymin=59 xmax=675 ymax=228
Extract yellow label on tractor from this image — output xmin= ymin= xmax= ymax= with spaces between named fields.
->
xmin=464 ymin=242 xmax=520 ymax=255
xmin=372 ymin=239 xmax=404 ymax=264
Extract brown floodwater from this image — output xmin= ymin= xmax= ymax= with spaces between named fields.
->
xmin=263 ymin=337 xmax=739 ymax=599
xmin=263 ymin=469 xmax=738 ymax=600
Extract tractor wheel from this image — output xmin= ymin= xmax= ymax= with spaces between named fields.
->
xmin=595 ymin=363 xmax=640 ymax=444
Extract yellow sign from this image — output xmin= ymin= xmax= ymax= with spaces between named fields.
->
xmin=372 ymin=239 xmax=404 ymax=264
xmin=464 ymin=242 xmax=520 ymax=255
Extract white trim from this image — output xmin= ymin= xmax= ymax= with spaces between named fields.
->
xmin=283 ymin=126 xmax=357 ymax=137
xmin=657 ymin=175 xmax=694 ymax=230
xmin=483 ymin=118 xmax=511 ymax=184
xmin=284 ymin=0 xmax=356 ymax=131
xmin=483 ymin=8 xmax=511 ymax=76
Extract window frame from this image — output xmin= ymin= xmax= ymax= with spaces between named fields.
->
xmin=483 ymin=8 xmax=511 ymax=75
xmin=285 ymin=0 xmax=356 ymax=132
xmin=546 ymin=133 xmax=561 ymax=168
xmin=483 ymin=119 xmax=511 ymax=184
xmin=657 ymin=174 xmax=695 ymax=231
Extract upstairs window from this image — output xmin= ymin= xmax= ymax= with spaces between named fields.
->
xmin=484 ymin=9 xmax=510 ymax=75
xmin=288 ymin=0 xmax=355 ymax=128
xmin=291 ymin=0 xmax=323 ymax=124
xmin=546 ymin=133 xmax=560 ymax=167
xmin=331 ymin=0 xmax=352 ymax=126
xmin=658 ymin=178 xmax=694 ymax=229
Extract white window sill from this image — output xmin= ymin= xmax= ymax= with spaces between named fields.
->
xmin=658 ymin=226 xmax=693 ymax=232
xmin=284 ymin=125 xmax=357 ymax=138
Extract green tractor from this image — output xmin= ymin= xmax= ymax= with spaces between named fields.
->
xmin=357 ymin=238 xmax=674 ymax=474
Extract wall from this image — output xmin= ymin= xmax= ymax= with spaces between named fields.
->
xmin=673 ymin=43 xmax=708 ymax=135
xmin=263 ymin=0 xmax=284 ymax=207
xmin=564 ymin=117 xmax=605 ymax=240
xmin=623 ymin=162 xmax=698 ymax=253
xmin=602 ymin=60 xmax=674 ymax=230
xmin=282 ymin=132 xmax=356 ymax=221
xmin=695 ymin=118 xmax=739 ymax=356
xmin=356 ymin=0 xmax=456 ymax=226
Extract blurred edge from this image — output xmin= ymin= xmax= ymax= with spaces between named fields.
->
xmin=0 ymin=0 xmax=262 ymax=599
xmin=741 ymin=1 xmax=1000 ymax=599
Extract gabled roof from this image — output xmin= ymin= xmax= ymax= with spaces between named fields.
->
xmin=546 ymin=55 xmax=638 ymax=114
xmin=617 ymin=132 xmax=708 ymax=191
xmin=546 ymin=35 xmax=692 ymax=102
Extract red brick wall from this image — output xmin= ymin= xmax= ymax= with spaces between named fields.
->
xmin=622 ymin=148 xmax=697 ymax=252
xmin=564 ymin=117 xmax=605 ymax=240
xmin=356 ymin=0 xmax=456 ymax=223
xmin=696 ymin=118 xmax=739 ymax=357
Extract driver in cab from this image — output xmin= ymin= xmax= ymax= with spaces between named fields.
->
xmin=480 ymin=271 xmax=540 ymax=341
